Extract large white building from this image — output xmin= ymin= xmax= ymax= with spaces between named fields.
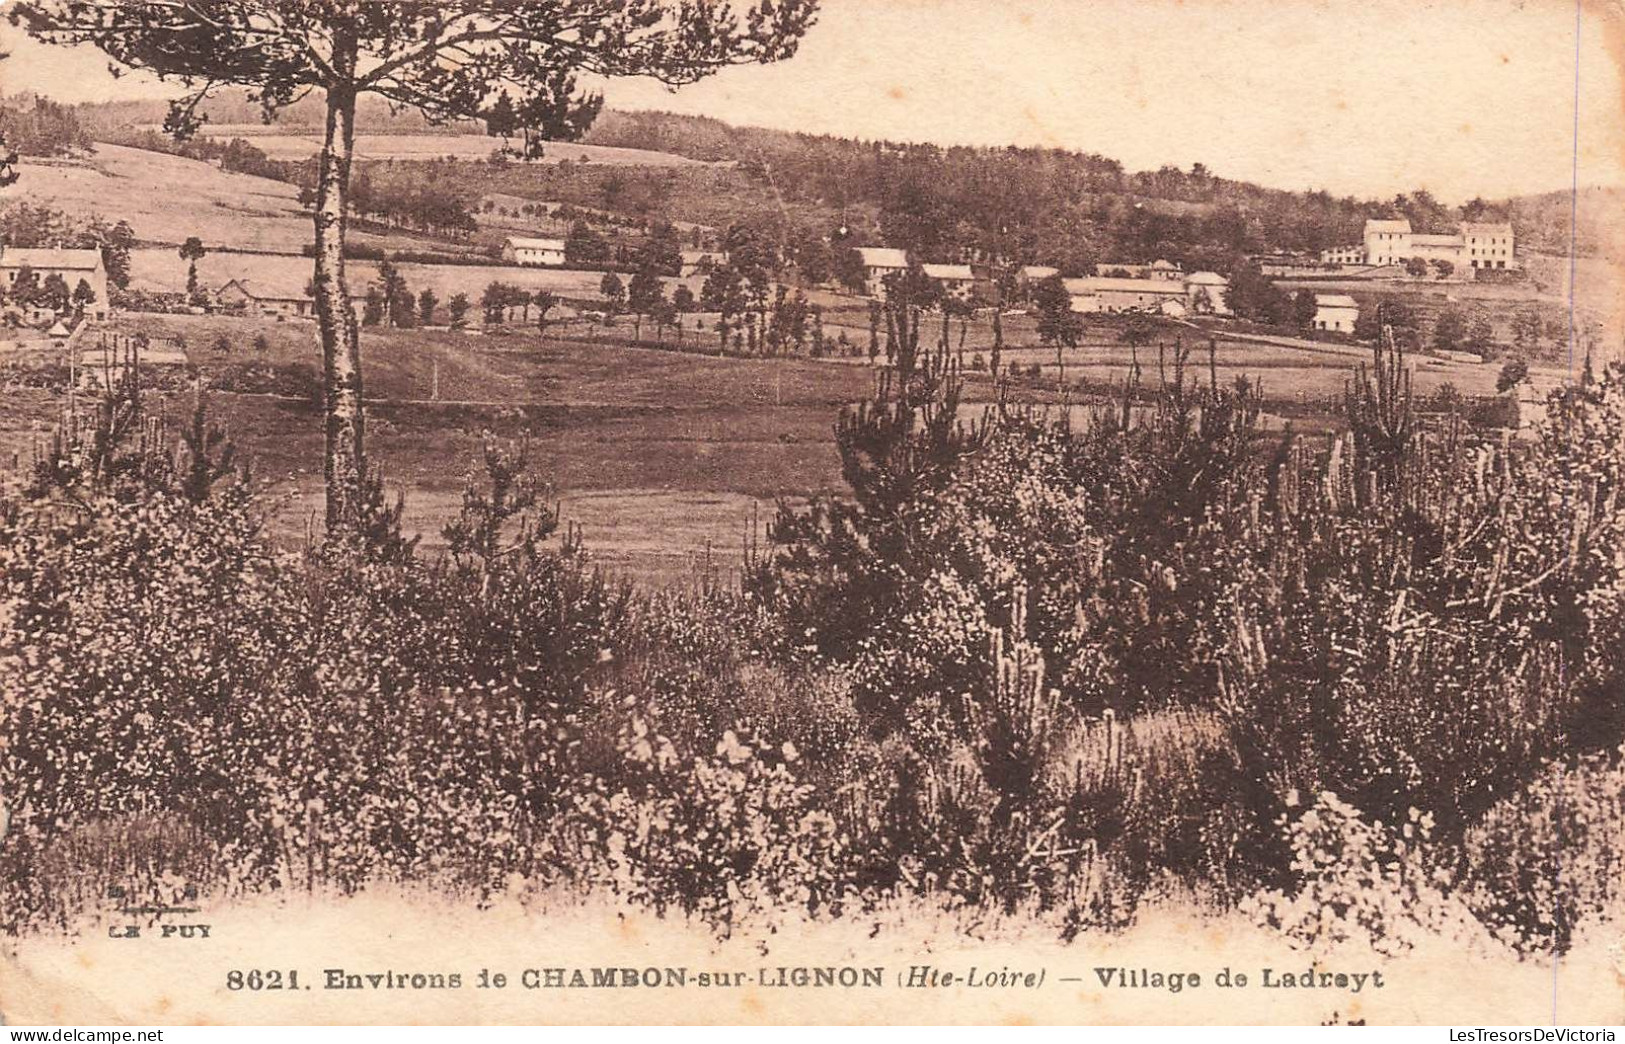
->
xmin=1320 ymin=219 xmax=1517 ymax=274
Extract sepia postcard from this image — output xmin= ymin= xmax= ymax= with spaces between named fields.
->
xmin=1 ymin=0 xmax=1623 ymax=1027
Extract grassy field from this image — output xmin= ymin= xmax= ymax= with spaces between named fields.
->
xmin=4 ymin=144 xmax=314 ymax=251
xmin=126 ymin=248 xmax=704 ymax=307
xmin=5 ymin=143 xmax=481 ymax=257
xmin=2 ymin=306 xmax=1569 ymax=583
xmin=5 ymin=314 xmax=878 ymax=582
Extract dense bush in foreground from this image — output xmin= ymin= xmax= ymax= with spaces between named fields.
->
xmin=1 ymin=334 xmax=1622 ymax=956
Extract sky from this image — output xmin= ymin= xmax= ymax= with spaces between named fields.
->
xmin=1 ymin=0 xmax=1621 ymax=203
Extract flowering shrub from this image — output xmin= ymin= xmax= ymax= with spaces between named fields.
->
xmin=1243 ymin=792 xmax=1453 ymax=956
xmin=1460 ymin=752 xmax=1625 ymax=954
xmin=579 ymin=719 xmax=848 ymax=927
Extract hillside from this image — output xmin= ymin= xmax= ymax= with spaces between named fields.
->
xmin=1492 ymin=185 xmax=1625 ymax=260
xmin=33 ymin=90 xmax=1620 ymax=275
xmin=1 ymin=142 xmax=312 ymax=251
xmin=582 ymin=109 xmax=1622 ymax=266
xmin=26 ymin=89 xmax=486 ymax=139
xmin=189 ymin=125 xmax=719 ymax=167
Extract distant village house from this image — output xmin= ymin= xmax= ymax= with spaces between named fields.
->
xmin=856 ymin=247 xmax=910 ymax=297
xmin=679 ymin=250 xmax=728 ymax=277
xmin=0 ymin=246 xmax=110 ymax=322
xmin=501 ymin=236 xmax=567 ymax=267
xmin=921 ymin=263 xmax=975 ymax=301
xmin=1094 ymin=259 xmax=1183 ymax=282
xmin=1313 ymin=293 xmax=1359 ymax=333
xmin=214 ymin=276 xmax=368 ymax=321
xmin=215 ymin=278 xmax=313 ymax=320
xmin=1066 ymin=270 xmax=1230 ymax=317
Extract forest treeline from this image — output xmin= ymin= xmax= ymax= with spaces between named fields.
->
xmin=580 ymin=109 xmax=1607 ymax=264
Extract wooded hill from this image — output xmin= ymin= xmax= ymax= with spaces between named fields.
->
xmin=23 ymin=90 xmax=1618 ymax=271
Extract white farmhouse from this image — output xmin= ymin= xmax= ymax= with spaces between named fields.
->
xmin=921 ymin=263 xmax=975 ymax=301
xmin=501 ymin=236 xmax=567 ymax=268
xmin=1064 ymin=276 xmax=1186 ymax=315
xmin=856 ymin=247 xmax=910 ymax=297
xmin=0 ymin=246 xmax=110 ymax=321
xmin=1313 ymin=294 xmax=1359 ymax=333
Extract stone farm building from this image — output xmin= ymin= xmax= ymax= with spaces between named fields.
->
xmin=856 ymin=247 xmax=910 ymax=297
xmin=1065 ymin=270 xmax=1231 ymax=317
xmin=501 ymin=237 xmax=567 ymax=267
xmin=1313 ymin=294 xmax=1359 ymax=333
xmin=0 ymin=246 xmax=110 ymax=321
xmin=1320 ymin=218 xmax=1517 ymax=273
xmin=215 ymin=277 xmax=368 ymax=321
xmin=921 ymin=263 xmax=976 ymax=301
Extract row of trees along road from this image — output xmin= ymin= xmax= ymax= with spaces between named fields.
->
xmin=12 ymin=0 xmax=817 ymax=537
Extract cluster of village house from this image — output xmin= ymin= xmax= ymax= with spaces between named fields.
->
xmin=22 ymin=218 xmax=1499 ymax=340
xmin=850 ymin=250 xmax=1363 ymax=332
xmin=499 ymin=238 xmax=1358 ymax=331
xmin=852 ymin=247 xmax=1227 ymax=314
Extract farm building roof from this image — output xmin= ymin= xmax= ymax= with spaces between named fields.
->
xmin=1064 ymin=277 xmax=1186 ymax=295
xmin=505 ymin=236 xmax=566 ymax=251
xmin=1315 ymin=294 xmax=1359 ymax=309
xmin=1150 ymin=259 xmax=1181 ymax=270
xmin=1185 ymin=271 xmax=1229 ymax=285
xmin=218 ymin=276 xmax=309 ymax=303
xmin=921 ymin=263 xmax=974 ymax=281
xmin=0 ymin=247 xmax=104 ymax=271
xmin=1019 ymin=265 xmax=1059 ymax=280
xmin=857 ymin=247 xmax=909 ymax=269
xmin=1364 ymin=219 xmax=1413 ymax=233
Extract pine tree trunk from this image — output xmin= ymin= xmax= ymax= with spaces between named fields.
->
xmin=313 ymin=81 xmax=364 ymax=535
xmin=992 ymin=304 xmax=1003 ymax=378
